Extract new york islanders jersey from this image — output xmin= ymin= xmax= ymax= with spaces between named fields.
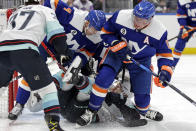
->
xmin=101 ymin=10 xmax=173 ymax=70
xmin=44 ymin=0 xmax=107 ymax=62
xmin=177 ymin=0 xmax=196 ymax=26
xmin=0 ymin=5 xmax=65 ymax=52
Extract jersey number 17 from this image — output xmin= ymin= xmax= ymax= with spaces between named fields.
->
xmin=9 ymin=11 xmax=35 ymax=30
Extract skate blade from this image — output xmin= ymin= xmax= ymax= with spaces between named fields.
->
xmin=119 ymin=119 xmax=148 ymax=127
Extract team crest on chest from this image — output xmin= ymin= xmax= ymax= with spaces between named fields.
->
xmin=143 ymin=36 xmax=149 ymax=45
xmin=120 ymin=28 xmax=127 ymax=35
xmin=71 ymin=30 xmax=77 ymax=35
xmin=185 ymin=4 xmax=190 ymax=8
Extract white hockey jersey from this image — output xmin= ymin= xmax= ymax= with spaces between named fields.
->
xmin=0 ymin=5 xmax=65 ymax=52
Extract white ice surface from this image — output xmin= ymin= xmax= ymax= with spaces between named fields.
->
xmin=1 ymin=55 xmax=196 ymax=131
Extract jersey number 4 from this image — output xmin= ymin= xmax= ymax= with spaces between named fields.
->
xmin=9 ymin=11 xmax=35 ymax=30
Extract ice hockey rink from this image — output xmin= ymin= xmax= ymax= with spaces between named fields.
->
xmin=0 ymin=55 xmax=196 ymax=131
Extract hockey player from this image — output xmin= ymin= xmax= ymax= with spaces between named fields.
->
xmin=0 ymin=0 xmax=74 ymax=130
xmin=75 ymin=0 xmax=174 ymax=127
xmin=42 ymin=0 xmax=108 ymax=66
xmin=57 ymin=56 xmax=147 ymax=127
xmin=8 ymin=0 xmax=107 ymax=121
xmin=172 ymin=0 xmax=196 ymax=69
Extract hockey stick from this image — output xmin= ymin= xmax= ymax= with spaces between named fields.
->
xmin=126 ymin=55 xmax=196 ymax=107
xmin=168 ymin=35 xmax=178 ymax=42
xmin=101 ymin=102 xmax=147 ymax=127
xmin=168 ymin=27 xmax=196 ymax=42
xmin=41 ymin=42 xmax=67 ymax=73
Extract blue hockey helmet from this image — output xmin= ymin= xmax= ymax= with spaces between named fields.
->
xmin=133 ymin=0 xmax=155 ymax=20
xmin=85 ymin=10 xmax=106 ymax=31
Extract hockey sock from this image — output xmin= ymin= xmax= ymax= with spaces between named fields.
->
xmin=172 ymin=38 xmax=186 ymax=67
xmin=16 ymin=79 xmax=31 ymax=105
xmin=134 ymin=94 xmax=150 ymax=114
xmin=88 ymin=66 xmax=116 ymax=111
xmin=16 ymin=86 xmax=30 ymax=105
xmin=37 ymin=82 xmax=60 ymax=114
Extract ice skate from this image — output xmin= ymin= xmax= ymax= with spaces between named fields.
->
xmin=76 ymin=108 xmax=96 ymax=127
xmin=8 ymin=103 xmax=24 ymax=120
xmin=142 ymin=109 xmax=163 ymax=121
xmin=44 ymin=114 xmax=64 ymax=131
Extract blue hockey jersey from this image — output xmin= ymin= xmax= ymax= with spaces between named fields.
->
xmin=43 ymin=0 xmax=108 ymax=63
xmin=177 ymin=0 xmax=196 ymax=26
xmin=101 ymin=10 xmax=173 ymax=70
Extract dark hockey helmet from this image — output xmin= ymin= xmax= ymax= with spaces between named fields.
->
xmin=24 ymin=0 xmax=40 ymax=5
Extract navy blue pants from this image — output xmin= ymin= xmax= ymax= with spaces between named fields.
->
xmin=0 ymin=49 xmax=53 ymax=91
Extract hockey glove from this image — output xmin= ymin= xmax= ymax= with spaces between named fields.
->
xmin=154 ymin=65 xmax=173 ymax=88
xmin=57 ymin=49 xmax=74 ymax=67
xmin=62 ymin=56 xmax=83 ymax=85
xmin=51 ymin=34 xmax=74 ymax=66
xmin=110 ymin=40 xmax=130 ymax=62
xmin=179 ymin=26 xmax=195 ymax=39
xmin=81 ymin=57 xmax=96 ymax=76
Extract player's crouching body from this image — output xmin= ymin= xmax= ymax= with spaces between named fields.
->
xmin=75 ymin=0 xmax=174 ymax=128
xmin=54 ymin=57 xmax=147 ymax=126
xmin=55 ymin=55 xmax=147 ymax=127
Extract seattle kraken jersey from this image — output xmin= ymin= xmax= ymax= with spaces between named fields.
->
xmin=101 ymin=10 xmax=173 ymax=70
xmin=0 ymin=5 xmax=65 ymax=52
xmin=177 ymin=0 xmax=196 ymax=26
xmin=44 ymin=0 xmax=107 ymax=62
